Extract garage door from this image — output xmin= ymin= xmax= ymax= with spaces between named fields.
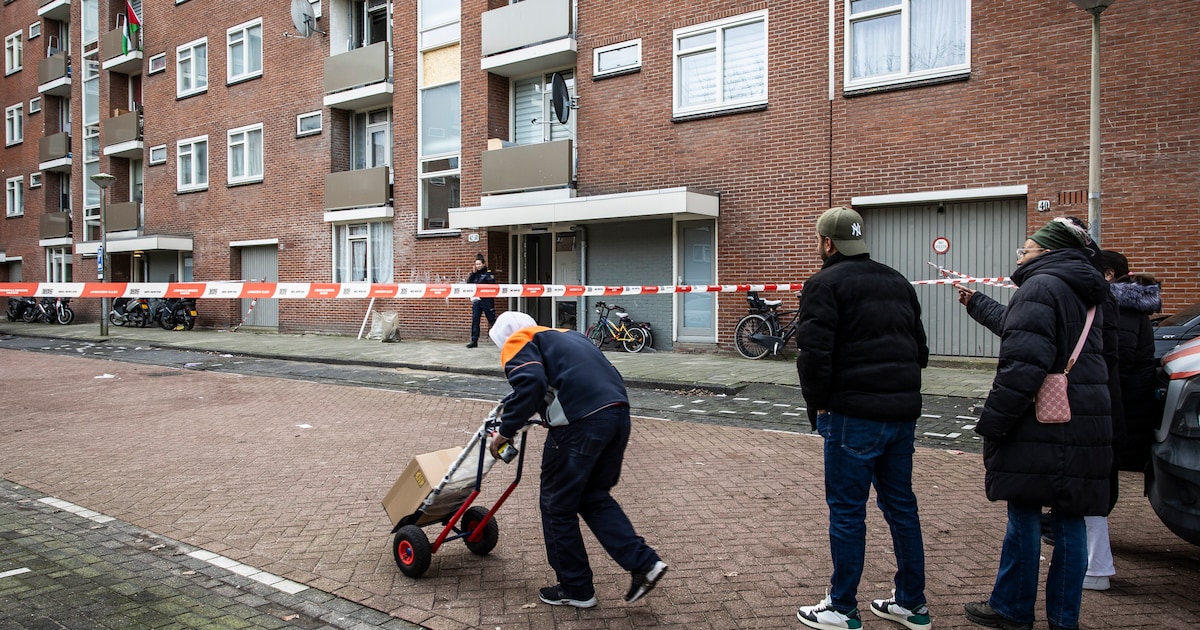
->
xmin=863 ymin=199 xmax=1025 ymax=358
xmin=239 ymin=245 xmax=279 ymax=328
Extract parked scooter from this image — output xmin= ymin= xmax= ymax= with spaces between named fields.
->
xmin=6 ymin=297 xmax=36 ymax=322
xmin=109 ymin=297 xmax=152 ymax=327
xmin=156 ymin=297 xmax=198 ymax=331
xmin=25 ymin=297 xmax=74 ymax=325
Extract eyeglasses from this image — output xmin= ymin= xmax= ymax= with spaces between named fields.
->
xmin=1015 ymin=247 xmax=1048 ymax=258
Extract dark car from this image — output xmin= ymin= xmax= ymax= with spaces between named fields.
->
xmin=1147 ymin=337 xmax=1200 ymax=546
xmin=1154 ymin=302 xmax=1200 ymax=360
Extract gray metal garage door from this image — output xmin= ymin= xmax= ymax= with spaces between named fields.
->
xmin=863 ymin=199 xmax=1026 ymax=358
xmin=239 ymin=245 xmax=278 ymax=328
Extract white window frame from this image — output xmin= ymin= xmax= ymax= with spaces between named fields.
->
xmin=843 ymin=0 xmax=971 ymax=91
xmin=672 ymin=10 xmax=768 ymax=118
xmin=148 ymin=52 xmax=167 ymax=74
xmin=6 ymin=176 xmax=24 ymax=217
xmin=148 ymin=144 xmax=167 ymax=164
xmin=332 ymin=221 xmax=393 ymax=283
xmin=29 ymin=172 xmax=41 ymax=188
xmin=29 ymin=96 xmax=41 ymax=114
xmin=29 ymin=23 xmax=41 ymax=40
xmin=593 ymin=39 xmax=641 ymax=78
xmin=47 ymin=247 xmax=73 ymax=282
xmin=176 ymin=37 xmax=208 ymax=98
xmin=297 ymin=110 xmax=322 ymax=137
xmin=227 ymin=123 xmax=264 ymax=185
xmin=4 ymin=31 xmax=21 ymax=75
xmin=176 ymin=135 xmax=209 ymax=192
xmin=5 ymin=104 xmax=22 ymax=146
xmin=226 ymin=18 xmax=263 ymax=84
xmin=352 ymin=107 xmax=392 ymax=170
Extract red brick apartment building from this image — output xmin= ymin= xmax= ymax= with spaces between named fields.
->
xmin=1 ymin=0 xmax=1197 ymax=357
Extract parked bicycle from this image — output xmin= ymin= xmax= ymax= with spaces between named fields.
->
xmin=585 ymin=301 xmax=653 ymax=353
xmin=734 ymin=291 xmax=799 ymax=359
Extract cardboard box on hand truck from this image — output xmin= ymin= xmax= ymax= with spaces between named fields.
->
xmin=382 ymin=447 xmax=462 ymax=527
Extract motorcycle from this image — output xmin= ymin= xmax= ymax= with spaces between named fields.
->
xmin=25 ymin=297 xmax=74 ymax=325
xmin=156 ymin=297 xmax=198 ymax=331
xmin=109 ymin=297 xmax=152 ymax=328
xmin=6 ymin=297 xmax=36 ymax=322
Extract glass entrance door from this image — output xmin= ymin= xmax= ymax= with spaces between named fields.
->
xmin=676 ymin=220 xmax=715 ymax=341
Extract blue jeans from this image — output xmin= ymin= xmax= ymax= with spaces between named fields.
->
xmin=539 ymin=405 xmax=659 ymax=598
xmin=817 ymin=412 xmax=926 ymax=613
xmin=990 ymin=502 xmax=1086 ymax=628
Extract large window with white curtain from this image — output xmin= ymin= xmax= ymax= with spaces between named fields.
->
xmin=227 ymin=123 xmax=263 ymax=184
xmin=844 ymin=0 xmax=969 ymax=90
xmin=672 ymin=11 xmax=767 ymax=118
xmin=333 ymin=222 xmax=393 ymax=282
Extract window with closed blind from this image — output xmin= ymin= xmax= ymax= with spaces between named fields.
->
xmin=513 ymin=71 xmax=574 ymax=146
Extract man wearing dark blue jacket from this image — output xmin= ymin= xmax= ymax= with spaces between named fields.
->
xmin=487 ymin=311 xmax=666 ymax=609
xmin=795 ymin=207 xmax=931 ymax=630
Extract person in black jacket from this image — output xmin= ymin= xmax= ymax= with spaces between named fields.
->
xmin=486 ymin=311 xmax=667 ymax=609
xmin=795 ymin=207 xmax=932 ymax=630
xmin=465 ymin=254 xmax=497 ymax=348
xmin=963 ymin=218 xmax=1113 ymax=630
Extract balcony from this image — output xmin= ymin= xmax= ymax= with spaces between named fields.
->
xmin=39 ymin=212 xmax=72 ymax=239
xmin=324 ymin=167 xmax=391 ymax=212
xmin=481 ymin=139 xmax=573 ymax=195
xmin=38 ymin=132 xmax=72 ymax=172
xmin=103 ymin=111 xmax=143 ymax=159
xmin=481 ymin=0 xmax=575 ymax=78
xmin=106 ymin=202 xmax=140 ymax=233
xmin=323 ymin=43 xmax=393 ymax=111
xmin=38 ymin=0 xmax=71 ymax=22
xmin=38 ymin=52 xmax=71 ymax=97
xmin=101 ymin=27 xmax=143 ymax=74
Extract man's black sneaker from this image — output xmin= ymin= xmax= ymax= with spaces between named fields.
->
xmin=465 ymin=341 xmax=478 ymax=348
xmin=963 ymin=601 xmax=1032 ymax=630
xmin=624 ymin=560 xmax=668 ymax=603
xmin=538 ymin=584 xmax=596 ymax=608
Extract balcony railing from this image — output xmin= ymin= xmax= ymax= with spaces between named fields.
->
xmin=106 ymin=202 xmax=140 ymax=232
xmin=481 ymin=0 xmax=575 ymax=77
xmin=103 ymin=110 xmax=144 ymax=159
xmin=325 ymin=167 xmax=391 ymax=211
xmin=38 ymin=132 xmax=72 ymax=172
xmin=323 ymin=42 xmax=393 ymax=110
xmin=39 ymin=212 xmax=72 ymax=239
xmin=481 ymin=140 xmax=573 ymax=195
xmin=38 ymin=52 xmax=71 ymax=96
xmin=101 ymin=27 xmax=143 ymax=74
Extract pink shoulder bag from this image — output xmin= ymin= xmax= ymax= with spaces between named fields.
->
xmin=1035 ymin=306 xmax=1096 ymax=424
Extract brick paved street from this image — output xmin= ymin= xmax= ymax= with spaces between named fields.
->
xmin=2 ymin=347 xmax=1199 ymax=629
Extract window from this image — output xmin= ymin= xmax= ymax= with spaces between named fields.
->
xmin=29 ymin=172 xmax=41 ymax=188
xmin=176 ymin=38 xmax=208 ymax=97
xmin=352 ymin=108 xmax=391 ymax=169
xmin=227 ymin=19 xmax=263 ymax=83
xmin=5 ymin=176 xmax=23 ymax=217
xmin=5 ymin=104 xmax=22 ymax=145
xmin=673 ymin=11 xmax=767 ymax=118
xmin=421 ymin=0 xmax=458 ymax=29
xmin=4 ymin=32 xmax=20 ymax=75
xmin=148 ymin=52 xmax=166 ymax=74
xmin=513 ymin=72 xmax=572 ymax=146
xmin=594 ymin=39 xmax=641 ymax=78
xmin=29 ymin=23 xmax=41 ymax=40
xmin=350 ymin=0 xmax=390 ymax=49
xmin=28 ymin=96 xmax=40 ymax=114
xmin=421 ymin=83 xmax=459 ymax=156
xmin=297 ymin=111 xmax=322 ymax=137
xmin=845 ymin=0 xmax=970 ymax=90
xmin=47 ymin=247 xmax=73 ymax=282
xmin=333 ymin=222 xmax=393 ymax=282
xmin=148 ymin=144 xmax=167 ymax=164
xmin=177 ymin=135 xmax=208 ymax=192
xmin=420 ymin=82 xmax=459 ymax=232
xmin=227 ymin=123 xmax=263 ymax=184
xmin=420 ymin=157 xmax=458 ymax=232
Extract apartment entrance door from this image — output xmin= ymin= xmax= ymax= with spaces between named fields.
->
xmin=516 ymin=233 xmax=553 ymax=326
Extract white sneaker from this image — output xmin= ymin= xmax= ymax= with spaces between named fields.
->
xmin=1083 ymin=575 xmax=1111 ymax=591
xmin=870 ymin=594 xmax=932 ymax=629
xmin=797 ymin=594 xmax=863 ymax=630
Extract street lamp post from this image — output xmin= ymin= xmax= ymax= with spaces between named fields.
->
xmin=90 ymin=172 xmax=117 ymax=337
xmin=1069 ymin=0 xmax=1117 ymax=245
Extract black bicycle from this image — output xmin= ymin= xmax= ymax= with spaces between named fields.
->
xmin=733 ymin=292 xmax=800 ymax=359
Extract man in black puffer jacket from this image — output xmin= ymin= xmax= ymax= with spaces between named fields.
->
xmin=795 ymin=207 xmax=931 ymax=630
xmin=964 ymin=218 xmax=1112 ymax=630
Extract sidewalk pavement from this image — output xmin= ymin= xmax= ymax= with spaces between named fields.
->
xmin=3 ymin=320 xmax=1196 ymax=630
xmin=0 ymin=319 xmax=999 ymax=399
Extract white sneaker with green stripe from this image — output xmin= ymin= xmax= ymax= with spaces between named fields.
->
xmin=869 ymin=594 xmax=931 ymax=630
xmin=796 ymin=594 xmax=862 ymax=630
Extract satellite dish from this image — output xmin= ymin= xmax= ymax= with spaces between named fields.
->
xmin=290 ymin=0 xmax=325 ymax=37
xmin=550 ymin=72 xmax=571 ymax=125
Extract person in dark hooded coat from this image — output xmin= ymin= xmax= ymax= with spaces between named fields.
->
xmin=964 ymin=218 xmax=1113 ymax=630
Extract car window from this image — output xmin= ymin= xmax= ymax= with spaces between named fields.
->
xmin=1158 ymin=302 xmax=1200 ymax=327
